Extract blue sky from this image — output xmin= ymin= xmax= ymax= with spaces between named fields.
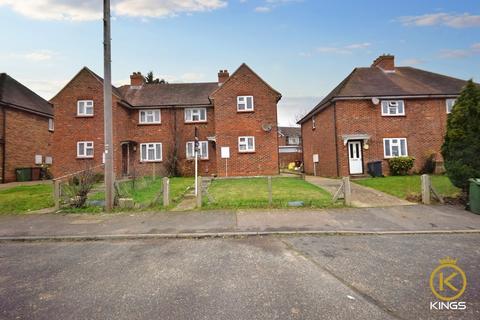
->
xmin=0 ymin=0 xmax=479 ymax=126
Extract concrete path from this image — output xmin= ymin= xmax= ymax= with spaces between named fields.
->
xmin=0 ymin=205 xmax=479 ymax=240
xmin=0 ymin=180 xmax=52 ymax=190
xmin=306 ymin=176 xmax=414 ymax=207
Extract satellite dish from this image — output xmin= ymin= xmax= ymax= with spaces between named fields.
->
xmin=371 ymin=97 xmax=380 ymax=105
xmin=262 ymin=123 xmax=272 ymax=132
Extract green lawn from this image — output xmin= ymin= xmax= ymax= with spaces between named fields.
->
xmin=204 ymin=177 xmax=339 ymax=209
xmin=354 ymin=175 xmax=461 ymax=199
xmin=0 ymin=184 xmax=54 ymax=214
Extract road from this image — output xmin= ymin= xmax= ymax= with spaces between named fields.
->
xmin=0 ymin=234 xmax=479 ymax=320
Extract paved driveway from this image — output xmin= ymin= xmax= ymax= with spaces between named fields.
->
xmin=1 ymin=234 xmax=478 ymax=319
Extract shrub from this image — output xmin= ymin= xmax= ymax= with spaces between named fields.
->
xmin=441 ymin=80 xmax=480 ymax=191
xmin=388 ymin=156 xmax=415 ymax=176
xmin=63 ymin=168 xmax=96 ymax=208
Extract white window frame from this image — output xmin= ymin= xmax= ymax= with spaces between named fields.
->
xmin=312 ymin=116 xmax=316 ymax=129
xmin=237 ymin=96 xmax=254 ymax=112
xmin=383 ymin=138 xmax=408 ymax=158
xmin=77 ymin=141 xmax=94 ymax=158
xmin=446 ymin=98 xmax=457 ymax=114
xmin=238 ymin=136 xmax=255 ymax=152
xmin=77 ymin=100 xmax=94 ymax=116
xmin=184 ymin=108 xmax=207 ymax=123
xmin=139 ymin=109 xmax=161 ymax=124
xmin=381 ymin=100 xmax=405 ymax=116
xmin=288 ymin=136 xmax=300 ymax=145
xmin=140 ymin=143 xmax=162 ymax=162
xmin=48 ymin=118 xmax=54 ymax=131
xmin=186 ymin=141 xmax=209 ymax=160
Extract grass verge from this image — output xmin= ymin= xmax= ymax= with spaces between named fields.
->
xmin=0 ymin=184 xmax=54 ymax=214
xmin=203 ymin=177 xmax=340 ymax=209
xmin=353 ymin=175 xmax=461 ymax=199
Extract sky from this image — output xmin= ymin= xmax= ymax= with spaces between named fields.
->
xmin=0 ymin=0 xmax=479 ymax=126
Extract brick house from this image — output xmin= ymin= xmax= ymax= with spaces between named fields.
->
xmin=0 ymin=73 xmax=54 ymax=183
xmin=298 ymin=55 xmax=468 ymax=177
xmin=51 ymin=63 xmax=281 ymax=178
xmin=277 ymin=126 xmax=302 ymax=168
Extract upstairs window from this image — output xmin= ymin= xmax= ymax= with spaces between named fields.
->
xmin=77 ymin=100 xmax=94 ymax=116
xmin=312 ymin=116 xmax=316 ymax=129
xmin=288 ymin=137 xmax=300 ymax=145
xmin=77 ymin=141 xmax=94 ymax=158
xmin=186 ymin=141 xmax=209 ymax=159
xmin=237 ymin=96 xmax=254 ymax=112
xmin=185 ymin=108 xmax=207 ymax=122
xmin=140 ymin=143 xmax=162 ymax=162
xmin=383 ymin=138 xmax=408 ymax=158
xmin=446 ymin=99 xmax=457 ymax=114
xmin=238 ymin=136 xmax=255 ymax=152
xmin=381 ymin=100 xmax=405 ymax=116
xmin=139 ymin=109 xmax=161 ymax=124
xmin=48 ymin=118 xmax=54 ymax=131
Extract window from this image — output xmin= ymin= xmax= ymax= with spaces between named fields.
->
xmin=312 ymin=116 xmax=316 ymax=129
xmin=139 ymin=109 xmax=161 ymax=124
xmin=383 ymin=138 xmax=408 ymax=158
xmin=77 ymin=141 xmax=94 ymax=158
xmin=288 ymin=137 xmax=300 ymax=145
xmin=446 ymin=99 xmax=457 ymax=114
xmin=77 ymin=100 xmax=94 ymax=116
xmin=381 ymin=100 xmax=405 ymax=116
xmin=185 ymin=108 xmax=207 ymax=122
xmin=48 ymin=118 xmax=54 ymax=131
xmin=186 ymin=141 xmax=208 ymax=159
xmin=238 ymin=136 xmax=255 ymax=152
xmin=237 ymin=96 xmax=254 ymax=112
xmin=140 ymin=143 xmax=162 ymax=162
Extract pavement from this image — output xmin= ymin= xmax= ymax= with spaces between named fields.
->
xmin=306 ymin=176 xmax=414 ymax=207
xmin=0 ymin=234 xmax=478 ymax=319
xmin=0 ymin=205 xmax=479 ymax=240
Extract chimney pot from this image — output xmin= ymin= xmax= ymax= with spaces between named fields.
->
xmin=130 ymin=71 xmax=145 ymax=87
xmin=372 ymin=54 xmax=395 ymax=72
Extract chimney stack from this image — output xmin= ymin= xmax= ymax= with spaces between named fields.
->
xmin=372 ymin=54 xmax=395 ymax=72
xmin=218 ymin=69 xmax=229 ymax=85
xmin=130 ymin=72 xmax=145 ymax=87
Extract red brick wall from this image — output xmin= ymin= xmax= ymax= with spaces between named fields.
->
xmin=302 ymin=98 xmax=449 ymax=177
xmin=212 ymin=65 xmax=279 ymax=177
xmin=2 ymin=108 xmax=52 ymax=182
xmin=0 ymin=106 xmax=4 ymax=182
xmin=301 ymin=106 xmax=338 ymax=176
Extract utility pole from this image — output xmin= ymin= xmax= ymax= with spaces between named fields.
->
xmin=103 ymin=0 xmax=114 ymax=211
xmin=194 ymin=126 xmax=199 ymax=196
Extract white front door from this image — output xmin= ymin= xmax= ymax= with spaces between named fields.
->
xmin=348 ymin=141 xmax=363 ymax=174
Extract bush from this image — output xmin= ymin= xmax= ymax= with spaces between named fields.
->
xmin=441 ymin=80 xmax=480 ymax=191
xmin=388 ymin=157 xmax=415 ymax=176
xmin=62 ymin=168 xmax=96 ymax=208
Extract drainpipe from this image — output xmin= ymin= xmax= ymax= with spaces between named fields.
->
xmin=333 ymin=102 xmax=340 ymax=177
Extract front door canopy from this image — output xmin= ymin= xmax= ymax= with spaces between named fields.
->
xmin=342 ymin=134 xmax=370 ymax=146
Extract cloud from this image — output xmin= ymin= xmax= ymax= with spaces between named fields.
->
xmin=439 ymin=43 xmax=480 ymax=59
xmin=23 ymin=50 xmax=57 ymax=61
xmin=311 ymin=42 xmax=371 ymax=55
xmin=401 ymin=58 xmax=424 ymax=66
xmin=398 ymin=12 xmax=480 ymax=28
xmin=254 ymin=6 xmax=271 ymax=13
xmin=253 ymin=0 xmax=301 ymax=13
xmin=0 ymin=0 xmax=227 ymax=21
xmin=277 ymin=96 xmax=320 ymax=126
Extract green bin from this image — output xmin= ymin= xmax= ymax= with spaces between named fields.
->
xmin=15 ymin=168 xmax=32 ymax=182
xmin=469 ymin=178 xmax=480 ymax=214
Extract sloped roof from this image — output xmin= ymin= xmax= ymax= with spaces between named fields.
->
xmin=278 ymin=126 xmax=301 ymax=137
xmin=298 ymin=66 xmax=469 ymax=124
xmin=0 ymin=73 xmax=53 ymax=117
xmin=118 ymin=82 xmax=219 ymax=107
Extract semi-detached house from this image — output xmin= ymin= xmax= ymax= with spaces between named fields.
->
xmin=51 ymin=63 xmax=281 ymax=179
xmin=298 ymin=55 xmax=469 ymax=177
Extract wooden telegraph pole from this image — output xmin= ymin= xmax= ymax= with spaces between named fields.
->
xmin=103 ymin=0 xmax=114 ymax=211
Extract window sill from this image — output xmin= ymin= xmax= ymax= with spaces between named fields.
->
xmin=184 ymin=121 xmax=208 ymax=124
xmin=237 ymin=110 xmax=254 ymax=113
xmin=138 ymin=123 xmax=161 ymax=126
xmin=77 ymin=156 xmax=94 ymax=159
xmin=381 ymin=114 xmax=406 ymax=117
xmin=140 ymin=160 xmax=163 ymax=163
xmin=76 ymin=115 xmax=94 ymax=118
xmin=186 ymin=158 xmax=209 ymax=161
xmin=239 ymin=151 xmax=256 ymax=154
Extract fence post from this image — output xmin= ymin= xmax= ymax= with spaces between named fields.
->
xmin=267 ymin=176 xmax=273 ymax=206
xmin=421 ymin=174 xmax=431 ymax=205
xmin=343 ymin=176 xmax=351 ymax=206
xmin=54 ymin=179 xmax=61 ymax=211
xmin=163 ymin=177 xmax=170 ymax=207
xmin=196 ymin=176 xmax=203 ymax=208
